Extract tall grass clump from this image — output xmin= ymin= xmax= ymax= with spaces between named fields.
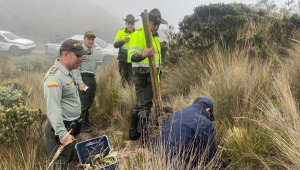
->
xmin=93 ymin=61 xmax=120 ymax=127
xmin=161 ymin=54 xmax=208 ymax=97
xmin=0 ymin=139 xmax=47 ymax=170
xmin=21 ymin=72 xmax=45 ymax=111
xmin=121 ymin=141 xmax=224 ymax=170
xmin=116 ymin=83 xmax=136 ymax=132
xmin=163 ymin=45 xmax=273 ymax=124
xmin=286 ymin=44 xmax=300 ymax=103
xmin=93 ymin=60 xmax=135 ymax=130
xmin=201 ymin=46 xmax=273 ymax=124
xmin=201 ymin=48 xmax=278 ymax=168
xmin=257 ymin=69 xmax=300 ymax=169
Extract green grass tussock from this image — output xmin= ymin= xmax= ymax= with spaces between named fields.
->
xmin=257 ymin=70 xmax=300 ymax=168
xmin=92 ymin=61 xmax=122 ymax=127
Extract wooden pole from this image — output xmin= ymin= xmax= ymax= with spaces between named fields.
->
xmin=141 ymin=9 xmax=163 ymax=119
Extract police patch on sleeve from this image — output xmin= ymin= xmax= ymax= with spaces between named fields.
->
xmin=47 ymin=82 xmax=59 ymax=88
xmin=49 ymin=67 xmax=58 ymax=74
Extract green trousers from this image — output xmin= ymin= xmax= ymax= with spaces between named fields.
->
xmin=45 ymin=121 xmax=75 ymax=170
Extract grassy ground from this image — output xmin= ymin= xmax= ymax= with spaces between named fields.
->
xmin=0 ymin=42 xmax=300 ymax=169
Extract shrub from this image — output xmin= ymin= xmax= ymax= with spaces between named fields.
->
xmin=164 ymin=3 xmax=300 ymax=63
xmin=0 ymin=85 xmax=23 ymax=111
xmin=0 ymin=106 xmax=46 ymax=144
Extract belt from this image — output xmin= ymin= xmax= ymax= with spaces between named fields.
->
xmin=63 ymin=118 xmax=81 ymax=124
xmin=81 ymin=73 xmax=95 ymax=78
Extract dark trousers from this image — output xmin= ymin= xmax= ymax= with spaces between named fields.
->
xmin=45 ymin=121 xmax=75 ymax=170
xmin=132 ymin=67 xmax=153 ymax=111
xmin=119 ymin=60 xmax=132 ymax=86
xmin=79 ymin=74 xmax=96 ymax=125
xmin=131 ymin=68 xmax=153 ymax=129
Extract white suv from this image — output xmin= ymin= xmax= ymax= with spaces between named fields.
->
xmin=71 ymin=35 xmax=118 ymax=65
xmin=0 ymin=30 xmax=35 ymax=56
xmin=45 ymin=35 xmax=118 ymax=65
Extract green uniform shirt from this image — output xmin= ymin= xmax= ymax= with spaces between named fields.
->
xmin=44 ymin=59 xmax=81 ymax=140
xmin=74 ymin=44 xmax=96 ymax=84
xmin=113 ymin=28 xmax=135 ymax=62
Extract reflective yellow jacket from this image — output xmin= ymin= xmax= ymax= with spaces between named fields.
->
xmin=127 ymin=27 xmax=162 ymax=68
xmin=113 ymin=28 xmax=135 ymax=62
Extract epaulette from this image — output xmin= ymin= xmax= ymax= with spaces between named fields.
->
xmin=49 ymin=67 xmax=58 ymax=74
xmin=120 ymin=28 xmax=125 ymax=31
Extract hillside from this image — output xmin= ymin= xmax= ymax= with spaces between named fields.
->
xmin=0 ymin=0 xmax=122 ymax=44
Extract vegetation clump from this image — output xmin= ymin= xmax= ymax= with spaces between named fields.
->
xmin=0 ymin=85 xmax=23 ymax=111
xmin=0 ymin=106 xmax=46 ymax=143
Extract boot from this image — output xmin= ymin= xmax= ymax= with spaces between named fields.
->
xmin=129 ymin=109 xmax=140 ymax=140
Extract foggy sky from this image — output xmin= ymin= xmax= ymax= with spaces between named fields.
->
xmin=92 ymin=0 xmax=285 ymax=30
xmin=0 ymin=0 xmax=287 ymax=44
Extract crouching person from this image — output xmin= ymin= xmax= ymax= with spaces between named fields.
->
xmin=161 ymin=96 xmax=218 ymax=169
xmin=44 ymin=39 xmax=90 ymax=169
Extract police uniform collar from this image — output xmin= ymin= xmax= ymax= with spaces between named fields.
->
xmin=55 ymin=59 xmax=72 ymax=76
xmin=82 ymin=44 xmax=93 ymax=53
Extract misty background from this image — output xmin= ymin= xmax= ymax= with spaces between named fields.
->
xmin=0 ymin=0 xmax=122 ymax=44
xmin=0 ymin=0 xmax=284 ymax=44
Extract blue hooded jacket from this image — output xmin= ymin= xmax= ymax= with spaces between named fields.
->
xmin=161 ymin=97 xmax=217 ymax=166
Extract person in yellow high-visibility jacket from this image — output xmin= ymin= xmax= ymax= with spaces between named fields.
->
xmin=127 ymin=8 xmax=167 ymax=145
xmin=113 ymin=14 xmax=138 ymax=86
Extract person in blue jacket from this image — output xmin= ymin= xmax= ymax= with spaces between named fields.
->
xmin=161 ymin=96 xmax=217 ymax=168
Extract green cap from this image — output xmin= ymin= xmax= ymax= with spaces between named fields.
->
xmin=60 ymin=39 xmax=91 ymax=56
xmin=148 ymin=8 xmax=167 ymax=25
xmin=84 ymin=31 xmax=96 ymax=38
xmin=123 ymin=14 xmax=139 ymax=23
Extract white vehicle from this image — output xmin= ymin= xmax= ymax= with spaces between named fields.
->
xmin=0 ymin=30 xmax=36 ymax=56
xmin=45 ymin=35 xmax=118 ymax=65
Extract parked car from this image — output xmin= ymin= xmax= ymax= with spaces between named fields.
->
xmin=0 ymin=30 xmax=36 ymax=56
xmin=45 ymin=35 xmax=118 ymax=65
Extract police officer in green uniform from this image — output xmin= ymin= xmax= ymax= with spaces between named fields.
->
xmin=113 ymin=14 xmax=138 ymax=86
xmin=127 ymin=8 xmax=167 ymax=145
xmin=74 ymin=31 xmax=97 ymax=133
xmin=44 ymin=39 xmax=90 ymax=170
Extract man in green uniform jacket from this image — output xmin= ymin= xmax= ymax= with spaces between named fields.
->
xmin=44 ymin=39 xmax=90 ymax=169
xmin=127 ymin=8 xmax=167 ymax=145
xmin=75 ymin=31 xmax=97 ymax=133
xmin=113 ymin=14 xmax=138 ymax=86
